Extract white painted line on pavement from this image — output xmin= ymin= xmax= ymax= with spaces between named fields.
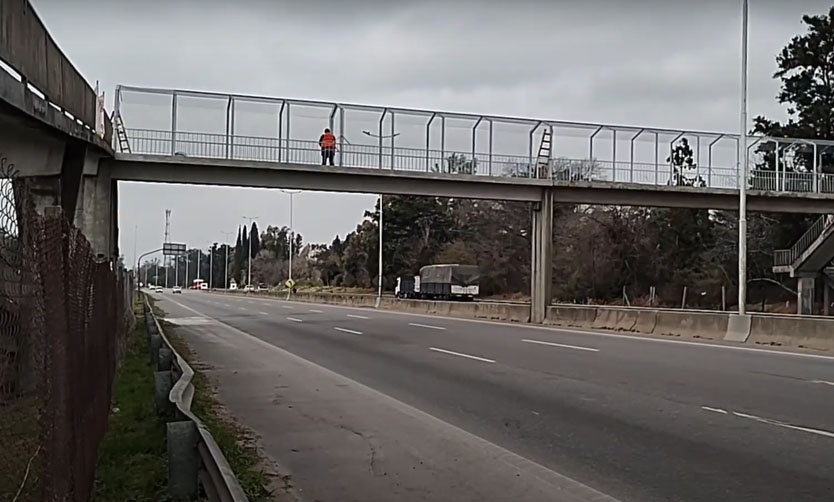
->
xmin=812 ymin=380 xmax=834 ymax=387
xmin=259 ymin=312 xmax=269 ymax=316
xmin=334 ymin=327 xmax=362 ymax=335
xmin=731 ymin=410 xmax=834 ymax=439
xmin=222 ymin=303 xmax=231 ymax=307
xmin=287 ymin=317 xmax=303 ymax=323
xmin=701 ymin=406 xmax=728 ymax=414
xmin=409 ymin=322 xmax=446 ymax=331
xmin=163 ymin=294 xmax=624 ymax=502
xmin=348 ymin=314 xmax=370 ymax=319
xmin=282 ymin=305 xmax=293 ymax=309
xmin=238 ymin=307 xmax=247 ymax=311
xmin=310 ymin=309 xmax=324 ymax=313
xmin=522 ymin=339 xmax=598 ymax=352
xmin=429 ymin=347 xmax=495 ymax=364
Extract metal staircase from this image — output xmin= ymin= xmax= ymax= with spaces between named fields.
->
xmin=773 ymin=214 xmax=834 ymax=276
xmin=113 ymin=113 xmax=131 ymax=153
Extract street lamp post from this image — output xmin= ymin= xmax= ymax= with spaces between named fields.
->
xmin=242 ymin=216 xmax=258 ymax=288
xmin=281 ymin=190 xmax=301 ymax=290
xmin=220 ymin=231 xmax=234 ymax=289
xmin=210 ymin=243 xmax=215 ymax=289
xmin=363 ymin=130 xmax=399 ymax=306
xmin=738 ymin=0 xmax=749 ymax=315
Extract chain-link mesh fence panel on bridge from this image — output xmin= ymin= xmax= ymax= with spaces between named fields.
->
xmin=0 ymin=154 xmax=133 ymax=502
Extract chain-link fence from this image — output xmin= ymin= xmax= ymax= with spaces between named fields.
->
xmin=0 ymin=154 xmax=134 ymax=501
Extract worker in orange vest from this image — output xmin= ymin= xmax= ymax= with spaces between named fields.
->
xmin=319 ymin=128 xmax=336 ymax=166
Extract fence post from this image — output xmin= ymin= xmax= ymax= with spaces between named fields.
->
xmin=167 ymin=421 xmax=200 ymax=498
xmin=681 ymin=286 xmax=688 ymax=309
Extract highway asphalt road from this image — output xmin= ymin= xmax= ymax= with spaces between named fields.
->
xmin=152 ymin=290 xmax=834 ymax=502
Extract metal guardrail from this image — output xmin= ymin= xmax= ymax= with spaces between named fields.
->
xmin=773 ymin=215 xmax=831 ymax=267
xmin=0 ymin=1 xmax=99 ymax=130
xmin=142 ymin=294 xmax=248 ymax=502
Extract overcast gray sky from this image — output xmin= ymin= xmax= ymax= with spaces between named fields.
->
xmin=30 ymin=0 xmax=834 ymax=264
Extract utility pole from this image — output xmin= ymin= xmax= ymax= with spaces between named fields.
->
xmin=221 ymin=231 xmax=234 ymax=289
xmin=164 ymin=209 xmax=171 ymax=288
xmin=210 ymin=244 xmax=215 ymax=289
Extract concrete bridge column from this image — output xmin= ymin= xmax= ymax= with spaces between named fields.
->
xmin=530 ymin=189 xmax=553 ymax=324
xmin=73 ymin=159 xmax=117 ymax=261
xmin=797 ymin=276 xmax=816 ymax=315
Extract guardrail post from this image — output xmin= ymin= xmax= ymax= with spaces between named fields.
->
xmin=149 ymin=332 xmax=162 ymax=365
xmin=158 ymin=346 xmax=173 ymax=371
xmin=154 ymin=370 xmax=173 ymax=416
xmin=167 ymin=421 xmax=200 ymax=499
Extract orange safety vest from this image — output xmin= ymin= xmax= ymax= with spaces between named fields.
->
xmin=320 ymin=133 xmax=336 ymax=149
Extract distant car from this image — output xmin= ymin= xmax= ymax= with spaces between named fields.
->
xmin=154 ymin=286 xmax=163 ymax=293
xmin=244 ymin=285 xmax=255 ymax=292
xmin=172 ymin=286 xmax=182 ymax=294
xmin=256 ymin=284 xmax=269 ymax=292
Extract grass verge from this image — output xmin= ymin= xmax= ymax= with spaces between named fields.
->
xmin=93 ymin=299 xmax=171 ymax=502
xmin=152 ymin=301 xmax=282 ymax=501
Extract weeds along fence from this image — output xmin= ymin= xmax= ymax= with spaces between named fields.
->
xmin=0 ymin=155 xmax=134 ymax=502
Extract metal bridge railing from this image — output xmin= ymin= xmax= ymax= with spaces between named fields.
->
xmin=121 ymin=128 xmax=834 ymax=194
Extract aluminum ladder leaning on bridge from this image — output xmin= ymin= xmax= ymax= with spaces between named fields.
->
xmin=535 ymin=128 xmax=552 ymax=179
xmin=113 ymin=112 xmax=132 ymax=153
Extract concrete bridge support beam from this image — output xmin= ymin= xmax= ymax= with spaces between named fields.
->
xmin=73 ymin=162 xmax=118 ymax=261
xmin=797 ymin=276 xmax=816 ymax=315
xmin=530 ymin=189 xmax=553 ymax=324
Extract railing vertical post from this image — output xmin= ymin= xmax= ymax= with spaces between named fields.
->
xmin=339 ymin=106 xmax=345 ymax=167
xmin=654 ymin=132 xmax=659 ymax=185
xmin=629 ymin=129 xmax=643 ymax=183
xmin=278 ymin=100 xmax=285 ymax=163
xmin=472 ymin=117 xmax=482 ymax=174
xmin=390 ymin=111 xmax=396 ymax=170
xmin=695 ymin=134 xmax=701 ymax=183
xmin=488 ymin=119 xmax=494 ymax=176
xmin=230 ymin=97 xmax=236 ymax=160
xmin=378 ymin=108 xmax=386 ymax=169
xmin=440 ymin=115 xmax=446 ymax=169
xmin=612 ymin=129 xmax=617 ymax=182
xmin=171 ymin=92 xmax=178 ymax=155
xmin=589 ymin=126 xmax=603 ymax=179
xmin=224 ymin=96 xmax=231 ymax=159
xmin=167 ymin=421 xmax=199 ymax=498
xmin=528 ymin=122 xmax=538 ymax=178
xmin=775 ymin=140 xmax=781 ymax=191
xmin=814 ymin=143 xmax=819 ymax=193
xmin=548 ymin=124 xmax=554 ymax=179
xmin=286 ymin=102 xmax=291 ymax=162
xmin=708 ymin=134 xmax=723 ymax=188
xmin=425 ymin=113 xmax=436 ymax=172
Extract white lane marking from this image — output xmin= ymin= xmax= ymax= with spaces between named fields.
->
xmin=163 ymin=295 xmax=622 ymax=502
xmin=429 ymin=347 xmax=495 ymax=364
xmin=409 ymin=322 xmax=446 ymax=331
xmin=238 ymin=307 xmax=247 ymax=311
xmin=701 ymin=406 xmax=728 ymax=414
xmin=259 ymin=312 xmax=269 ymax=316
xmin=205 ymin=292 xmax=834 ymax=361
xmin=222 ymin=303 xmax=231 ymax=307
xmin=287 ymin=317 xmax=303 ymax=323
xmin=348 ymin=314 xmax=370 ymax=319
xmin=334 ymin=327 xmax=362 ymax=335
xmin=310 ymin=309 xmax=324 ymax=313
xmin=522 ymin=338 xmax=599 ymax=352
xmin=282 ymin=305 xmax=293 ymax=309
xmin=812 ymin=380 xmax=834 ymax=387
xmin=731 ymin=411 xmax=834 ymax=439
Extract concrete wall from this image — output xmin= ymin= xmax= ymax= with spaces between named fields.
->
xmin=215 ymin=291 xmax=834 ymax=352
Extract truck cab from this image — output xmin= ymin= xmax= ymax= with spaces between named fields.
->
xmin=395 ymin=275 xmax=420 ymax=298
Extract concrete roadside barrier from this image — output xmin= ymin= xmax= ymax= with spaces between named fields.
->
xmin=749 ymin=314 xmax=834 ymax=351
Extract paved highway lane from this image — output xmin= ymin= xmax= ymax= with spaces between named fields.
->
xmin=152 ymin=291 xmax=834 ymax=502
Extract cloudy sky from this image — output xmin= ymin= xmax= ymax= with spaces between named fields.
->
xmin=29 ymin=0 xmax=834 ymax=264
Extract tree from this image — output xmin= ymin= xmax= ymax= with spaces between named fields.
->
xmin=250 ymin=221 xmax=261 ymax=258
xmin=232 ymin=226 xmax=242 ymax=283
xmin=241 ymin=225 xmax=249 ymax=283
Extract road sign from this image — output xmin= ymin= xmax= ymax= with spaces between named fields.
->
xmin=163 ymin=242 xmax=186 ymax=256
xmin=285 ymin=279 xmax=295 ymax=289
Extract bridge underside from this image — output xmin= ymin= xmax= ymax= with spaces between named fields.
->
xmin=108 ymin=154 xmax=834 ymax=213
